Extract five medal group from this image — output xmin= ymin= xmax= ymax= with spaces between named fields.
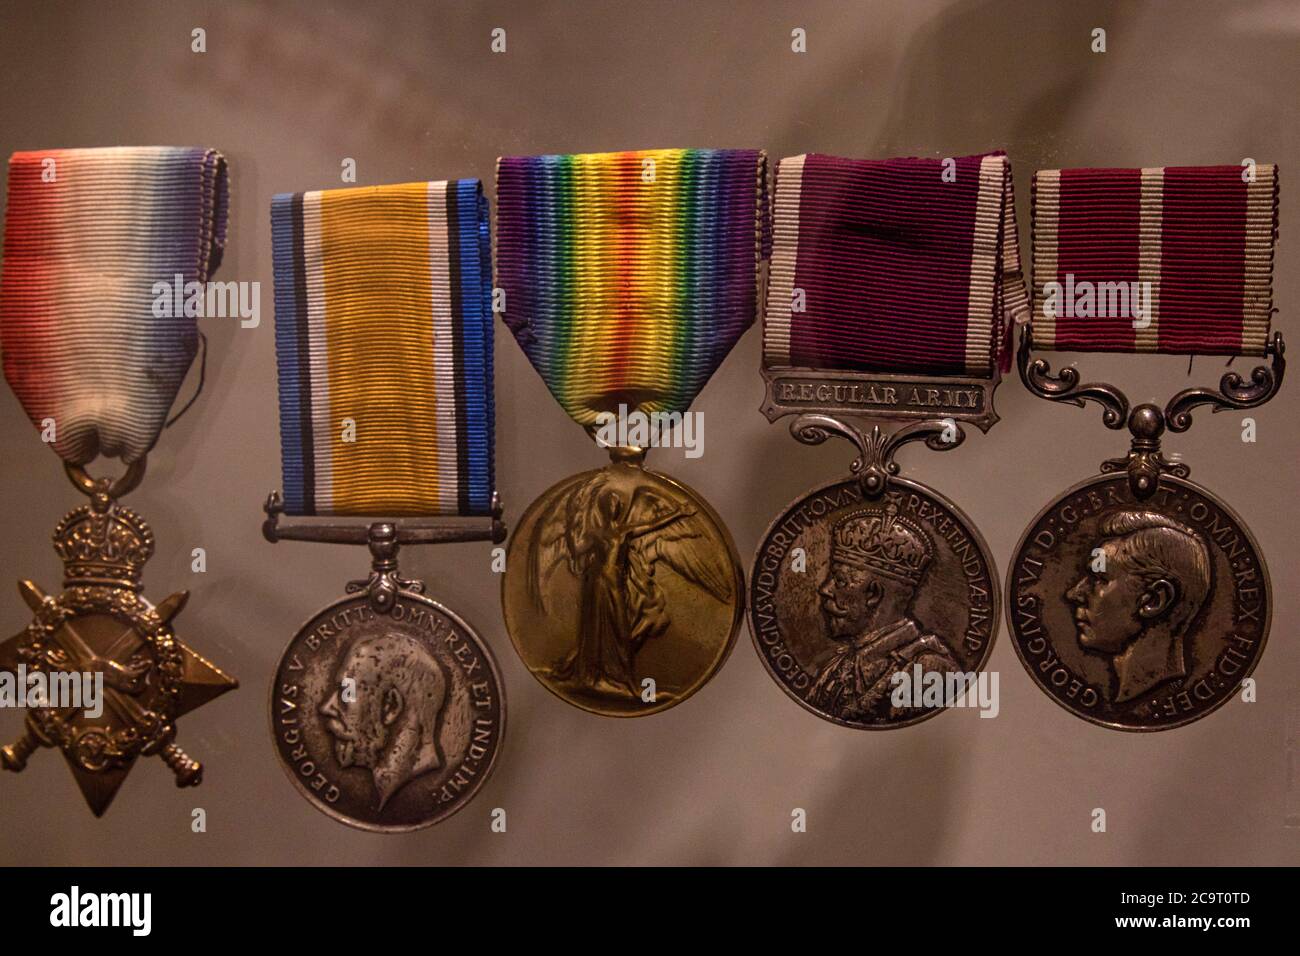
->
xmin=0 ymin=146 xmax=1283 ymax=831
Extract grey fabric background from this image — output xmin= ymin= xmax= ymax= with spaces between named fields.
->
xmin=0 ymin=0 xmax=1296 ymax=865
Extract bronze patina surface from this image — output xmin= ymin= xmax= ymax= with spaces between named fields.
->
xmin=503 ymin=451 xmax=743 ymax=717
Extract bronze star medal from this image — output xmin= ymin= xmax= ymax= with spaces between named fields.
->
xmin=0 ymin=463 xmax=237 ymax=815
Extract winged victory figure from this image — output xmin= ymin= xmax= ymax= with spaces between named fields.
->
xmin=527 ymin=471 xmax=733 ymax=697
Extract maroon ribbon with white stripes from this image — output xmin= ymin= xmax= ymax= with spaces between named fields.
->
xmin=1030 ymin=164 xmax=1278 ymax=355
xmin=763 ymin=151 xmax=1027 ymax=377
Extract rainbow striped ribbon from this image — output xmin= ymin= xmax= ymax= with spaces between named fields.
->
xmin=1031 ymin=165 xmax=1279 ymax=354
xmin=763 ymin=151 xmax=1027 ymax=377
xmin=0 ymin=146 xmax=228 ymax=465
xmin=495 ymin=148 xmax=768 ymax=425
xmin=271 ymin=180 xmax=493 ymax=517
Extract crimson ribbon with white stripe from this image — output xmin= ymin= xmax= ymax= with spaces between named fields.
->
xmin=1031 ymin=164 xmax=1278 ymax=354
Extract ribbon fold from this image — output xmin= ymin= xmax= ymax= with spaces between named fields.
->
xmin=496 ymin=148 xmax=769 ymax=425
xmin=763 ymin=151 xmax=1027 ymax=377
xmin=1 ymin=146 xmax=229 ymax=465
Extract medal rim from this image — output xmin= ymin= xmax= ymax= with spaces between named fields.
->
xmin=268 ymin=588 xmax=507 ymax=833
xmin=1005 ymin=471 xmax=1273 ymax=733
xmin=502 ymin=461 xmax=746 ymax=718
xmin=746 ymin=473 xmax=1002 ymax=731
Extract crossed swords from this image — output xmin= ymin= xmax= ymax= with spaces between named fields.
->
xmin=1 ymin=581 xmax=203 ymax=786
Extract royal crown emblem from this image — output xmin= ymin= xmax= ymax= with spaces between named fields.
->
xmin=831 ymin=503 xmax=933 ymax=585
xmin=53 ymin=503 xmax=154 ymax=589
xmin=0 ymin=462 xmax=238 ymax=815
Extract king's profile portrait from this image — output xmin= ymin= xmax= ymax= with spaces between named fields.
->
xmin=318 ymin=632 xmax=449 ymax=809
xmin=1066 ymin=511 xmax=1212 ymax=703
xmin=808 ymin=503 xmax=958 ymax=721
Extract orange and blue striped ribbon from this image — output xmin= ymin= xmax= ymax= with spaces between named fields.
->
xmin=271 ymin=180 xmax=492 ymax=517
xmin=495 ymin=148 xmax=768 ymax=425
xmin=0 ymin=146 xmax=228 ymax=465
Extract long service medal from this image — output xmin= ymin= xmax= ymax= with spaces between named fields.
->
xmin=1010 ymin=163 xmax=1283 ymax=731
xmin=264 ymin=179 xmax=506 ymax=830
xmin=0 ymin=147 xmax=238 ymax=815
xmin=752 ymin=152 xmax=1028 ymax=729
xmin=495 ymin=149 xmax=767 ymax=717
